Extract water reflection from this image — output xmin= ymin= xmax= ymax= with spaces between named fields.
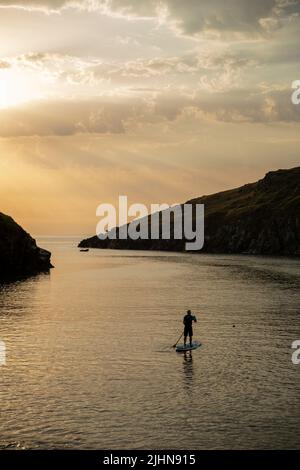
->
xmin=0 ymin=240 xmax=300 ymax=449
xmin=182 ymin=351 xmax=194 ymax=391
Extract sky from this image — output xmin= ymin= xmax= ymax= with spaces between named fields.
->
xmin=0 ymin=0 xmax=299 ymax=235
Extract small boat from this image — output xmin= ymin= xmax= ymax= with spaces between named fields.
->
xmin=80 ymin=248 xmax=89 ymax=252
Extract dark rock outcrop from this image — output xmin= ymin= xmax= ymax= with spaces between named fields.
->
xmin=0 ymin=213 xmax=53 ymax=282
xmin=79 ymin=166 xmax=300 ymax=256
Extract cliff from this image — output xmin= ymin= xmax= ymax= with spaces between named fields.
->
xmin=79 ymin=166 xmax=300 ymax=256
xmin=0 ymin=213 xmax=53 ymax=282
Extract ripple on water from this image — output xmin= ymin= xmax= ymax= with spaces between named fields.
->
xmin=1 ymin=242 xmax=300 ymax=449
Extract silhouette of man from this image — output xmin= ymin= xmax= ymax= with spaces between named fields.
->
xmin=183 ymin=310 xmax=197 ymax=347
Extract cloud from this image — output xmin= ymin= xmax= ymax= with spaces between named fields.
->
xmin=0 ymin=0 xmax=299 ymax=37
xmin=0 ymin=0 xmax=67 ymax=10
xmin=0 ymin=99 xmax=132 ymax=136
xmin=0 ymin=60 xmax=11 ymax=69
xmin=2 ymin=47 xmax=254 ymax=91
xmin=190 ymin=87 xmax=300 ymax=123
xmin=161 ymin=0 xmax=298 ymax=36
xmin=0 ymin=85 xmax=299 ymax=138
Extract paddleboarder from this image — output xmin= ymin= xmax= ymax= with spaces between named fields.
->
xmin=183 ymin=310 xmax=197 ymax=347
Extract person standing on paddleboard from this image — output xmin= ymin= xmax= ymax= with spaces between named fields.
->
xmin=183 ymin=310 xmax=197 ymax=347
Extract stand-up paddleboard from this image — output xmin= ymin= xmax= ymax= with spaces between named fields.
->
xmin=176 ymin=341 xmax=201 ymax=352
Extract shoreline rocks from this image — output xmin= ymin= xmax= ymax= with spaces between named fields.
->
xmin=0 ymin=213 xmax=53 ymax=283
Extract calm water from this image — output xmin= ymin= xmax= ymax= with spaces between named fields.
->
xmin=0 ymin=238 xmax=300 ymax=449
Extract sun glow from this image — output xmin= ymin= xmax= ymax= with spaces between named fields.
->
xmin=0 ymin=69 xmax=39 ymax=109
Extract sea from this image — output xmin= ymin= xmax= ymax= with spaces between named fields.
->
xmin=0 ymin=237 xmax=299 ymax=449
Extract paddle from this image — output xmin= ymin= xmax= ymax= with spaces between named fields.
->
xmin=172 ymin=331 xmax=184 ymax=348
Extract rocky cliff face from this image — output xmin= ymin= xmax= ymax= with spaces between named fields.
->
xmin=79 ymin=166 xmax=300 ymax=256
xmin=0 ymin=213 xmax=53 ymax=282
